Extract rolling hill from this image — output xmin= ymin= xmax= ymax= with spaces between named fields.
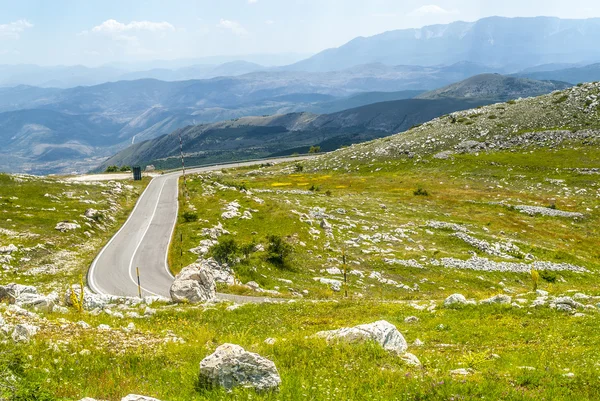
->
xmin=515 ymin=63 xmax=600 ymax=84
xmin=97 ymin=97 xmax=503 ymax=171
xmin=416 ymin=74 xmax=570 ymax=101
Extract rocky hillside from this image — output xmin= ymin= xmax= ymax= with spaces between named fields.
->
xmin=416 ymin=74 xmax=570 ymax=101
xmin=312 ymin=81 xmax=600 ymax=168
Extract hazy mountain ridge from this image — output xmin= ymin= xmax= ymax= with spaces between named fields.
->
xmin=290 ymin=17 xmax=600 ymax=72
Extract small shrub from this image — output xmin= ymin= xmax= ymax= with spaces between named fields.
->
xmin=119 ymin=165 xmax=131 ymax=172
xmin=240 ymin=241 xmax=256 ymax=260
xmin=308 ymin=145 xmax=321 ymax=154
xmin=105 ymin=165 xmax=119 ymax=173
xmin=506 ymin=100 xmax=516 ymax=105
xmin=266 ymin=235 xmax=292 ymax=267
xmin=488 ymin=115 xmax=497 ymax=119
xmin=540 ymin=270 xmax=557 ymax=283
xmin=413 ymin=187 xmax=429 ymax=196
xmin=182 ymin=211 xmax=198 ymax=223
xmin=553 ymin=95 xmax=568 ymax=104
xmin=211 ymin=236 xmax=239 ymax=265
xmin=295 ymin=164 xmax=304 ymax=172
xmin=309 ymin=184 xmax=320 ymax=192
xmin=325 ymin=190 xmax=332 ymax=196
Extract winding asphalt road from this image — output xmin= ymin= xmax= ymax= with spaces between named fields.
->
xmin=88 ymin=157 xmax=311 ymax=299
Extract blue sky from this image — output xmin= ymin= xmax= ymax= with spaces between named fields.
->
xmin=1 ymin=0 xmax=600 ymax=66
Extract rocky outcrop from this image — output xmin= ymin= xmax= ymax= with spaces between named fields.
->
xmin=55 ymin=221 xmax=81 ymax=232
xmin=170 ymin=264 xmax=217 ymax=303
xmin=316 ymin=320 xmax=408 ymax=355
xmin=198 ymin=343 xmax=281 ymax=392
xmin=0 ymin=283 xmax=57 ymax=312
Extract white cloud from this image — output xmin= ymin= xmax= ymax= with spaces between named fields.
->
xmin=408 ymin=5 xmax=459 ymax=17
xmin=89 ymin=19 xmax=175 ymax=35
xmin=217 ymin=19 xmax=248 ymax=35
xmin=0 ymin=20 xmax=33 ymax=40
xmin=248 ymin=0 xmax=258 ymax=3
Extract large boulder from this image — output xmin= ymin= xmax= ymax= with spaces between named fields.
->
xmin=199 ymin=343 xmax=281 ymax=392
xmin=170 ymin=265 xmax=216 ymax=303
xmin=316 ymin=320 xmax=408 ymax=355
xmin=196 ymin=258 xmax=235 ymax=285
xmin=443 ymin=294 xmax=475 ymax=308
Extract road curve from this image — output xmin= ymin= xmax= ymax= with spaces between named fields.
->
xmin=88 ymin=157 xmax=311 ymax=299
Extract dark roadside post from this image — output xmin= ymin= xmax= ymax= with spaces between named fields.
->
xmin=136 ymin=267 xmax=142 ymax=298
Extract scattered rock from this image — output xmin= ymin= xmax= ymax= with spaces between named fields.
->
xmin=55 ymin=221 xmax=81 ymax=232
xmin=401 ymin=352 xmax=421 ymax=367
xmin=316 ymin=320 xmax=408 ymax=355
xmin=12 ymin=324 xmax=39 ymax=342
xmin=450 ymin=368 xmax=473 ymax=376
xmin=404 ymin=316 xmax=419 ymax=323
xmin=121 ymin=395 xmax=163 ymax=401
xmin=480 ymin=294 xmax=512 ymax=305
xmin=198 ymin=343 xmax=281 ymax=392
xmin=313 ymin=277 xmax=342 ymax=292
xmin=0 ymin=244 xmax=17 ymax=254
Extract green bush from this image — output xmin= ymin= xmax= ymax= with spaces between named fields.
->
xmin=105 ymin=165 xmax=119 ymax=173
xmin=266 ymin=235 xmax=292 ymax=267
xmin=295 ymin=164 xmax=304 ymax=172
xmin=211 ymin=236 xmax=239 ymax=265
xmin=308 ymin=145 xmax=321 ymax=154
xmin=540 ymin=270 xmax=557 ymax=283
xmin=240 ymin=241 xmax=256 ymax=260
xmin=182 ymin=211 xmax=198 ymax=223
xmin=119 ymin=165 xmax=131 ymax=172
xmin=413 ymin=187 xmax=429 ymax=196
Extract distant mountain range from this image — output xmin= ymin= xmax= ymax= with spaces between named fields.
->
xmin=0 ymin=71 xmax=577 ymax=175
xmin=288 ymin=17 xmax=600 ymax=72
xmin=99 ymin=73 xmax=573 ymax=172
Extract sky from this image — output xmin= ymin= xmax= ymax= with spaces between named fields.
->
xmin=1 ymin=0 xmax=600 ymax=67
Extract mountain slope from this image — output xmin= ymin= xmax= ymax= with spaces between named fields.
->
xmin=310 ymin=82 xmax=600 ymax=169
xmin=98 ymin=97 xmax=493 ymax=171
xmin=417 ymin=74 xmax=571 ymax=101
xmin=288 ymin=17 xmax=600 ymax=72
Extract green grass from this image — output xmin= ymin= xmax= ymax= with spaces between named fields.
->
xmin=168 ymin=145 xmax=600 ymax=300
xmin=3 ymin=300 xmax=600 ymax=400
xmin=0 ymin=174 xmax=149 ymax=292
